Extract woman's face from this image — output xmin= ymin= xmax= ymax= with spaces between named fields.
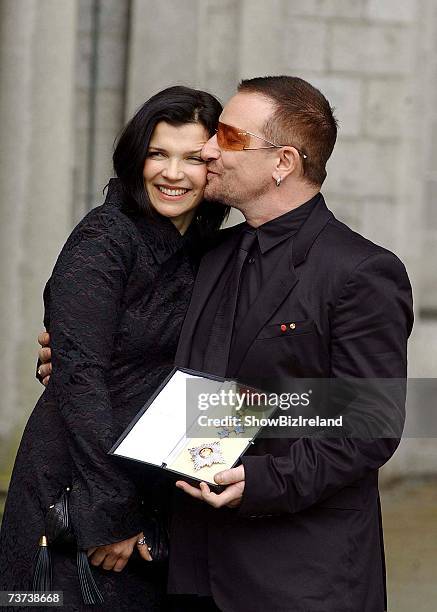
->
xmin=143 ymin=121 xmax=209 ymax=233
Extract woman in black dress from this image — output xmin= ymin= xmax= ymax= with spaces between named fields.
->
xmin=0 ymin=86 xmax=228 ymax=611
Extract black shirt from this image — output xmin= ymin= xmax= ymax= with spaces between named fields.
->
xmin=232 ymin=193 xmax=321 ymax=347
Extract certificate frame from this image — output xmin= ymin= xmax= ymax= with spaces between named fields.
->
xmin=108 ymin=368 xmax=264 ymax=485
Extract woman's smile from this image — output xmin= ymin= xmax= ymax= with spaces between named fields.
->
xmin=154 ymin=183 xmax=192 ymax=200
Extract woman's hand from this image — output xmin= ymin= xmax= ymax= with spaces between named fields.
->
xmin=135 ymin=533 xmax=154 ymax=562
xmin=87 ymin=531 xmax=151 ymax=572
xmin=37 ymin=330 xmax=52 ymax=386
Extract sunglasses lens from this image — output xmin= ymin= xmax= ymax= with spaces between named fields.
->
xmin=217 ymin=122 xmax=246 ymax=151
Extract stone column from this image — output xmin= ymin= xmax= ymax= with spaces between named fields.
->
xmin=74 ymin=0 xmax=131 ymax=223
xmin=127 ymin=0 xmax=200 ymax=116
xmin=0 ymin=0 xmax=78 ymax=497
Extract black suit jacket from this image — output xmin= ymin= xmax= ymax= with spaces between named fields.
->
xmin=171 ymin=196 xmax=413 ymax=612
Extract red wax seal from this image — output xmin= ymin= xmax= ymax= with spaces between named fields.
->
xmin=280 ymin=324 xmax=287 ymax=332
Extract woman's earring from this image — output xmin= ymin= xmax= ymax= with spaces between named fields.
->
xmin=275 ymin=176 xmax=282 ymax=187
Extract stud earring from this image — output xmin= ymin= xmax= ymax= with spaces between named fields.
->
xmin=275 ymin=176 xmax=282 ymax=187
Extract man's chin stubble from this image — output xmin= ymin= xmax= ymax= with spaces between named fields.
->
xmin=205 ymin=182 xmax=243 ymax=207
xmin=205 ymin=190 xmax=239 ymax=208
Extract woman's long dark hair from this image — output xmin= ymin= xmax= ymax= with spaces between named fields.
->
xmin=113 ymin=85 xmax=229 ymax=236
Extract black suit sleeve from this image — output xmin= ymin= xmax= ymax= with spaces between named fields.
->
xmin=238 ymin=252 xmax=414 ymax=516
xmin=47 ymin=209 xmax=144 ymax=549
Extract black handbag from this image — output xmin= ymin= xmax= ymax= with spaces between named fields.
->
xmin=33 ymin=487 xmax=104 ymax=605
xmin=136 ymin=510 xmax=169 ymax=563
xmin=33 ymin=488 xmax=169 ymax=602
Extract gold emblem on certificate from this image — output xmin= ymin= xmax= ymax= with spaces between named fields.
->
xmin=188 ymin=441 xmax=226 ymax=471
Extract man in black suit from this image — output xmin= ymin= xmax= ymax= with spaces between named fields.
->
xmin=170 ymin=76 xmax=413 ymax=611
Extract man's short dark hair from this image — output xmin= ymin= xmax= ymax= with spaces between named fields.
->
xmin=238 ymin=76 xmax=338 ymax=186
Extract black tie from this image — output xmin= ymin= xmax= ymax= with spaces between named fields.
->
xmin=203 ymin=229 xmax=257 ymax=375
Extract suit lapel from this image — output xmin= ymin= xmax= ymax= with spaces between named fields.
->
xmin=227 ymin=196 xmax=334 ymax=376
xmin=175 ymin=228 xmax=241 ymax=367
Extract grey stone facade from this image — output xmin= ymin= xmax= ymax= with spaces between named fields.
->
xmin=1 ymin=0 xmax=436 ymax=500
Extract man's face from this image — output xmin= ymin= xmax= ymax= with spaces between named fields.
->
xmin=201 ymin=92 xmax=277 ymax=210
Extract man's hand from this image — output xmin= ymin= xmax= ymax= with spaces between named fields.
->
xmin=37 ymin=331 xmax=52 ymax=386
xmin=176 ymin=464 xmax=245 ymax=509
xmin=87 ymin=531 xmax=151 ymax=572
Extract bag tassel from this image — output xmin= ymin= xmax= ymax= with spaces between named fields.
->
xmin=77 ymin=550 xmax=104 ymax=605
xmin=32 ymin=535 xmax=52 ymax=592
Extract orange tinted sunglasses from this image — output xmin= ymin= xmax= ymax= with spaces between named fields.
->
xmin=216 ymin=121 xmax=308 ymax=159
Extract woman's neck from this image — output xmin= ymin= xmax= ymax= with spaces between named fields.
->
xmin=170 ymin=209 xmax=196 ymax=235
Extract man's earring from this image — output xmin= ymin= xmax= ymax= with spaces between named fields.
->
xmin=275 ymin=176 xmax=282 ymax=187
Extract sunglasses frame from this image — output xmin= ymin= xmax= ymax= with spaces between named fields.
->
xmin=216 ymin=121 xmax=308 ymax=159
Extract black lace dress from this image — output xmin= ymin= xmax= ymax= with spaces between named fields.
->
xmin=0 ymin=179 xmax=201 ymax=611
